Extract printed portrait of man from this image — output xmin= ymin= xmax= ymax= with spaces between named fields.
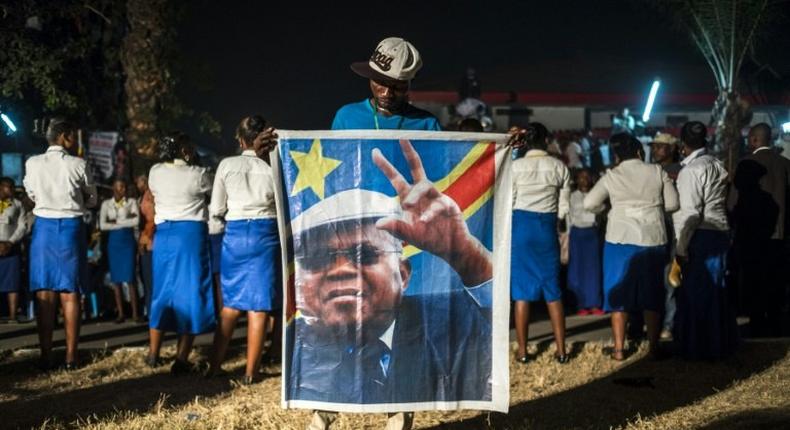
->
xmin=286 ymin=139 xmax=494 ymax=405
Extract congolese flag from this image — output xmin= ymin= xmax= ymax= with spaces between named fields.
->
xmin=273 ymin=130 xmax=512 ymax=413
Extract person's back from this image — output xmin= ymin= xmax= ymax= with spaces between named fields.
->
xmin=595 ymin=159 xmax=676 ymax=246
xmin=512 ymin=151 xmax=570 ymax=216
xmin=210 ymin=152 xmax=276 ymax=221
xmin=149 ymin=161 xmax=209 ymax=224
xmin=24 ymin=147 xmax=94 ymax=218
xmin=736 ymin=147 xmax=790 ymax=240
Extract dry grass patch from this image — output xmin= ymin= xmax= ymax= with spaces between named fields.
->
xmin=1 ymin=341 xmax=787 ymax=429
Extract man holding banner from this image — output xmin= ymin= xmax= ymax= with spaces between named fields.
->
xmin=283 ymin=37 xmax=508 ymax=430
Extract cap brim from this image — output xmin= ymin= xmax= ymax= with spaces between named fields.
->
xmin=350 ymin=62 xmax=406 ymax=84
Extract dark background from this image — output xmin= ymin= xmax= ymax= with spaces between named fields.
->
xmin=176 ymin=0 xmax=787 ymax=153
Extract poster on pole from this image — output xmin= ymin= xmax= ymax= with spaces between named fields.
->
xmin=274 ymin=130 xmax=512 ymax=413
xmin=87 ymin=131 xmax=119 ymax=180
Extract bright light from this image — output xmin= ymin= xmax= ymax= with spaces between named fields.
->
xmin=782 ymin=122 xmax=790 ymax=134
xmin=1 ymin=113 xmax=17 ymax=134
xmin=642 ymin=79 xmax=661 ymax=123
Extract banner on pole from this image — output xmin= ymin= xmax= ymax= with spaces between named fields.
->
xmin=274 ymin=130 xmax=512 ymax=413
xmin=87 ymin=131 xmax=119 ymax=180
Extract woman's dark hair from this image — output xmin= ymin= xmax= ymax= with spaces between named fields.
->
xmin=45 ymin=117 xmax=77 ymax=144
xmin=680 ymin=121 xmax=707 ymax=149
xmin=236 ymin=115 xmax=267 ymax=146
xmin=609 ymin=133 xmax=642 ymax=162
xmin=515 ymin=122 xmax=550 ymax=158
xmin=158 ymin=131 xmax=191 ymax=162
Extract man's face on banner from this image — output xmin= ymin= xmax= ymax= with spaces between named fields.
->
xmin=296 ymin=220 xmax=410 ymax=335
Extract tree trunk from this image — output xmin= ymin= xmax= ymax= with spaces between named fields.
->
xmin=712 ymin=90 xmax=752 ymax=173
xmin=120 ymin=0 xmax=171 ymax=176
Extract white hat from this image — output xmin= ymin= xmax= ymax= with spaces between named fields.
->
xmin=291 ymin=189 xmax=401 ymax=236
xmin=351 ymin=37 xmax=423 ymax=83
xmin=651 ymin=132 xmax=679 ymax=146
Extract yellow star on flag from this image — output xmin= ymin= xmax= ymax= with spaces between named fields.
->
xmin=289 ymin=139 xmax=342 ymax=199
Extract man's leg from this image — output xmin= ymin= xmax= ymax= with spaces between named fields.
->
xmin=385 ymin=412 xmax=414 ymax=430
xmin=59 ymin=292 xmax=81 ymax=364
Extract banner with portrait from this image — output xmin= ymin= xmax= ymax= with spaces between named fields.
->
xmin=274 ymin=130 xmax=512 ymax=413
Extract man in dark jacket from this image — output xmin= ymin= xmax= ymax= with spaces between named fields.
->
xmin=728 ymin=123 xmax=790 ymax=337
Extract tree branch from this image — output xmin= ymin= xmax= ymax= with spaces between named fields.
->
xmin=734 ymin=0 xmax=769 ymax=83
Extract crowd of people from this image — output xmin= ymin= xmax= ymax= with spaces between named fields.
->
xmin=1 ymin=36 xmax=789 ymax=430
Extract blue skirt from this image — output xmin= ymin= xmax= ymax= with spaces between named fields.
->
xmin=510 ymin=210 xmax=561 ymax=302
xmin=567 ymin=226 xmax=602 ymax=309
xmin=603 ymin=242 xmax=666 ymax=312
xmin=29 ymin=217 xmax=86 ymax=294
xmin=209 ymin=233 xmax=223 ymax=275
xmin=221 ymin=219 xmax=281 ymax=312
xmin=0 ymin=253 xmax=20 ymax=293
xmin=107 ymin=228 xmax=136 ymax=284
xmin=150 ymin=221 xmax=215 ymax=334
xmin=675 ymin=230 xmax=738 ymax=360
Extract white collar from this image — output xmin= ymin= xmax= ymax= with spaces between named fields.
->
xmin=681 ymin=147 xmax=706 ymax=166
xmin=379 ymin=320 xmax=395 ymax=350
xmin=753 ymin=146 xmax=771 ymax=154
xmin=241 ymin=149 xmax=257 ymax=157
xmin=46 ymin=145 xmax=67 ymax=153
xmin=525 ymin=149 xmax=548 ymax=158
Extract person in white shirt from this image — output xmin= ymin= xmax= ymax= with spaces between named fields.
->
xmin=207 ymin=115 xmax=280 ymax=384
xmin=564 ymin=139 xmax=583 ymax=170
xmin=584 ymin=133 xmax=679 ymax=361
xmin=566 ymin=169 xmax=603 ymax=315
xmin=0 ymin=177 xmax=27 ymax=322
xmin=672 ymin=121 xmax=738 ymax=360
xmin=509 ymin=122 xmax=571 ymax=364
xmin=99 ymin=179 xmax=141 ymax=323
xmin=23 ymin=118 xmax=97 ymax=370
xmin=146 ymin=132 xmax=215 ymax=374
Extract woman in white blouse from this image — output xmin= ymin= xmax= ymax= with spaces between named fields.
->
xmin=206 ymin=115 xmax=280 ymax=384
xmin=510 ymin=123 xmax=571 ymax=364
xmin=147 ymin=133 xmax=215 ymax=374
xmin=584 ymin=133 xmax=679 ymax=360
xmin=99 ymin=179 xmax=141 ymax=323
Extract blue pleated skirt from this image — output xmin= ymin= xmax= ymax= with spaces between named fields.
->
xmin=150 ymin=221 xmax=215 ymax=334
xmin=209 ymin=233 xmax=223 ymax=275
xmin=107 ymin=228 xmax=136 ymax=283
xmin=675 ymin=229 xmax=738 ymax=360
xmin=221 ymin=219 xmax=281 ymax=312
xmin=0 ymin=253 xmax=20 ymax=293
xmin=510 ymin=210 xmax=561 ymax=302
xmin=603 ymin=242 xmax=666 ymax=312
xmin=567 ymin=226 xmax=602 ymax=309
xmin=29 ymin=217 xmax=86 ymax=293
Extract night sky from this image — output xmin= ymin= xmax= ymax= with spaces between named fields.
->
xmin=175 ymin=0 xmax=769 ymax=153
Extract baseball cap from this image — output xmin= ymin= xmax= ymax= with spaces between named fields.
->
xmin=351 ymin=37 xmax=423 ymax=83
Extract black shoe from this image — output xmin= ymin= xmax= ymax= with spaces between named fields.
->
xmin=145 ymin=355 xmax=163 ymax=368
xmin=170 ymin=359 xmax=192 ymax=375
xmin=555 ymin=353 xmax=570 ymax=364
xmin=239 ymin=375 xmax=254 ymax=386
xmin=37 ymin=356 xmax=54 ymax=372
xmin=516 ymin=355 xmax=529 ymax=364
xmin=62 ymin=361 xmax=79 ymax=371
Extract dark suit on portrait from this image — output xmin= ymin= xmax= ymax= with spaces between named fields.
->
xmin=286 ymin=286 xmax=492 ymax=404
xmin=728 ymin=148 xmax=790 ymax=336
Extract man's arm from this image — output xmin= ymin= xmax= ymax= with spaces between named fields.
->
xmin=673 ymin=167 xmax=704 ymax=257
xmin=372 ymin=139 xmax=492 ymax=287
xmin=81 ymin=163 xmax=98 ymax=208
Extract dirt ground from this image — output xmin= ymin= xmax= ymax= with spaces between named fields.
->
xmin=1 ymin=340 xmax=788 ymax=430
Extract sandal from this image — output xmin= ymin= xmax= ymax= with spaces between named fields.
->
xmin=610 ymin=348 xmax=626 ymax=361
xmin=555 ymin=353 xmax=570 ymax=364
